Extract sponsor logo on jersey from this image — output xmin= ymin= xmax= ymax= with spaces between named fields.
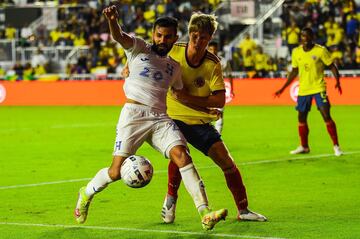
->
xmin=193 ymin=77 xmax=205 ymax=88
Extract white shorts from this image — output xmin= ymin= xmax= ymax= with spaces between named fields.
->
xmin=113 ymin=103 xmax=187 ymax=158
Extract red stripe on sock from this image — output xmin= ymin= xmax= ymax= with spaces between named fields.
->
xmin=326 ymin=120 xmax=339 ymax=146
xmin=224 ymin=165 xmax=248 ymax=210
xmin=299 ymin=123 xmax=309 ymax=148
xmin=167 ymin=161 xmax=181 ymax=198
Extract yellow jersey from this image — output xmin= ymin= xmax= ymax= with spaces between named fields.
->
xmin=238 ymin=38 xmax=257 ymax=57
xmin=254 ymin=53 xmax=268 ymax=70
xmin=286 ymin=27 xmax=300 ymax=44
xmin=167 ymin=43 xmax=225 ymax=124
xmin=292 ymin=44 xmax=333 ymax=96
xmin=243 ymin=54 xmax=255 ymax=68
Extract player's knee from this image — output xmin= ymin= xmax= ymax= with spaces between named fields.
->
xmin=224 ymin=160 xmax=237 ymax=171
xmin=169 ymin=145 xmax=192 ymax=168
xmin=218 ymin=157 xmax=235 ymax=171
xmin=208 ymin=143 xmax=234 ymax=169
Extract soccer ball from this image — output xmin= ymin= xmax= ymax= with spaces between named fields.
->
xmin=120 ymin=155 xmax=153 ymax=188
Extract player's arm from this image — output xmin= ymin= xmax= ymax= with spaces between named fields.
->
xmin=170 ymin=77 xmax=217 ymax=113
xmin=329 ymin=63 xmax=342 ymax=94
xmin=171 ymin=87 xmax=223 ymax=115
xmin=172 ymin=63 xmax=226 ymax=108
xmin=274 ymin=67 xmax=298 ymax=97
xmin=172 ymin=89 xmax=225 ymax=108
xmin=103 ymin=5 xmax=133 ymax=49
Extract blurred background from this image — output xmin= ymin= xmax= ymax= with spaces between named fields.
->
xmin=0 ymin=0 xmax=359 ymax=81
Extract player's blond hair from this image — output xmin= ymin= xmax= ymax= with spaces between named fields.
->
xmin=188 ymin=12 xmax=218 ymax=36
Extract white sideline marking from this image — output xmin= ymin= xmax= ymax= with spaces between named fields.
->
xmin=0 ymin=178 xmax=92 ymax=190
xmin=0 ymin=222 xmax=286 ymax=239
xmin=1 ymin=151 xmax=359 ymax=190
xmin=0 ymin=123 xmax=114 ymax=132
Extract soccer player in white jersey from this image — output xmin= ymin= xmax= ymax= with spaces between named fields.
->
xmin=74 ymin=5 xmax=227 ymax=230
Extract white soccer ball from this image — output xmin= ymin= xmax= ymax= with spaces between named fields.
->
xmin=120 ymin=155 xmax=153 ymax=188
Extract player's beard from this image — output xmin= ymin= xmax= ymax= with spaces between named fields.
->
xmin=152 ymin=43 xmax=170 ymax=56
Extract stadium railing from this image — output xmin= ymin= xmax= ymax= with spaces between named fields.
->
xmin=0 ymin=39 xmax=90 ymax=71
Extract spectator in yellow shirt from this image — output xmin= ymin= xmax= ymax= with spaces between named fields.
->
xmin=254 ymin=46 xmax=269 ymax=77
xmin=326 ymin=27 xmax=343 ymax=48
xmin=265 ymin=57 xmax=279 ymax=77
xmin=23 ymin=63 xmax=35 ymax=81
xmin=5 ymin=24 xmax=16 ymax=39
xmin=355 ymin=47 xmax=360 ymax=64
xmin=285 ymin=19 xmax=300 ymax=55
xmin=330 ymin=46 xmax=343 ymax=67
xmin=243 ymin=49 xmax=255 ymax=71
xmin=238 ymin=33 xmax=257 ymax=58
xmin=34 ymin=65 xmax=46 ymax=76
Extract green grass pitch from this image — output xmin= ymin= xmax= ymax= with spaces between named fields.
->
xmin=0 ymin=106 xmax=359 ymax=239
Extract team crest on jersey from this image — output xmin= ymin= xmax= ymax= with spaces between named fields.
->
xmin=312 ymin=55 xmax=317 ymax=60
xmin=193 ymin=77 xmax=205 ymax=88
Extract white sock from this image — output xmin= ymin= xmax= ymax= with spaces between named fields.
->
xmin=179 ymin=163 xmax=208 ymax=209
xmin=85 ymin=167 xmax=113 ymax=197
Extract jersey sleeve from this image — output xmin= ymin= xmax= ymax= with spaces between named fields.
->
xmin=124 ymin=37 xmax=147 ymax=62
xmin=321 ymin=47 xmax=333 ymax=66
xmin=209 ymin=63 xmax=225 ymax=92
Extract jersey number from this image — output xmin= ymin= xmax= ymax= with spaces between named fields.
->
xmin=140 ymin=67 xmax=163 ymax=81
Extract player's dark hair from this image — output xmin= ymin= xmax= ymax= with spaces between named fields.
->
xmin=153 ymin=16 xmax=178 ymax=34
xmin=301 ymin=27 xmax=314 ymax=37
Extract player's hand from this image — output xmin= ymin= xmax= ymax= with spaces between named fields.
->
xmin=103 ymin=5 xmax=119 ymax=21
xmin=273 ymin=89 xmax=283 ymax=98
xmin=208 ymin=108 xmax=223 ymax=118
xmin=172 ymin=88 xmax=189 ymax=103
xmin=335 ymin=82 xmax=342 ymax=95
xmin=121 ymin=64 xmax=129 ymax=78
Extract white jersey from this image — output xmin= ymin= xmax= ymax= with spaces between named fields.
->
xmin=124 ymin=37 xmax=183 ymax=112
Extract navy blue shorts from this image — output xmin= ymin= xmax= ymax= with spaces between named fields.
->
xmin=173 ymin=120 xmax=222 ymax=156
xmin=296 ymin=92 xmax=331 ymax=112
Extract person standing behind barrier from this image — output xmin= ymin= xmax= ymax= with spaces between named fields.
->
xmin=274 ymin=27 xmax=343 ymax=156
xmin=238 ymin=33 xmax=257 ymax=58
xmin=285 ymin=19 xmax=300 ymax=56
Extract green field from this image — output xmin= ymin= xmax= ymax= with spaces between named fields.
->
xmin=1 ymin=106 xmax=359 ymax=239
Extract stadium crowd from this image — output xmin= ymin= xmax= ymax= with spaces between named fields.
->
xmin=0 ymin=0 xmax=359 ymax=81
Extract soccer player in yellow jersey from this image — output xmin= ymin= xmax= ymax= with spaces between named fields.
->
xmin=162 ymin=12 xmax=267 ymax=223
xmin=275 ymin=27 xmax=343 ymax=156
